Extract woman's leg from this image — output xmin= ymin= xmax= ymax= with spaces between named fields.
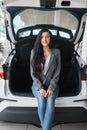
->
xmin=42 ymin=87 xmax=59 ymax=130
xmin=32 ymin=85 xmax=46 ymax=126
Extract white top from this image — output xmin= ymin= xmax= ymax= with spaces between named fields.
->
xmin=43 ymin=54 xmax=51 ymax=75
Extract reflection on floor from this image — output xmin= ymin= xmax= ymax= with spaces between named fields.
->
xmin=0 ymin=122 xmax=87 ymax=130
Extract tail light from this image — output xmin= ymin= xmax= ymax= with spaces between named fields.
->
xmin=84 ymin=65 xmax=87 ymax=80
xmin=85 ymin=67 xmax=87 ymax=80
xmin=0 ymin=65 xmax=4 ymax=79
xmin=85 ymin=73 xmax=87 ymax=80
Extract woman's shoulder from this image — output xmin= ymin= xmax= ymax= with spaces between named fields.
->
xmin=51 ymin=48 xmax=60 ymax=55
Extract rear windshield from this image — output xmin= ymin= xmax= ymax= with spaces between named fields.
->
xmin=13 ymin=9 xmax=78 ymax=40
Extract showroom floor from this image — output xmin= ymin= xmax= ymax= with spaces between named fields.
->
xmin=0 ymin=122 xmax=87 ymax=130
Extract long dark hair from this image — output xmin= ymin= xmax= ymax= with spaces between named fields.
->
xmin=32 ymin=28 xmax=53 ymax=79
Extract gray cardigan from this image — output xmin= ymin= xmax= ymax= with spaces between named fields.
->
xmin=30 ymin=49 xmax=61 ymax=91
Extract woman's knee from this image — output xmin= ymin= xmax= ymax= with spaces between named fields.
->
xmin=47 ymin=88 xmax=59 ymax=105
xmin=38 ymin=95 xmax=46 ymax=104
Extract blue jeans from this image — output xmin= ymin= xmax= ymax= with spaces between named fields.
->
xmin=32 ymin=85 xmax=59 ymax=130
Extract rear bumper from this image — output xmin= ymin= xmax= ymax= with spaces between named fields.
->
xmin=0 ymin=107 xmax=40 ymax=125
xmin=0 ymin=107 xmax=87 ymax=125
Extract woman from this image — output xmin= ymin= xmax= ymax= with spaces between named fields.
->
xmin=30 ymin=28 xmax=61 ymax=130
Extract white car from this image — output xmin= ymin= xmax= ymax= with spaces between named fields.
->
xmin=0 ymin=0 xmax=87 ymax=126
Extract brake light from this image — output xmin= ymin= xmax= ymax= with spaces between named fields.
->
xmin=0 ymin=65 xmax=4 ymax=79
xmin=85 ymin=73 xmax=87 ymax=80
xmin=84 ymin=67 xmax=87 ymax=80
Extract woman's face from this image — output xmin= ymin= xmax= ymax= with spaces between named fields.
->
xmin=41 ymin=31 xmax=51 ymax=47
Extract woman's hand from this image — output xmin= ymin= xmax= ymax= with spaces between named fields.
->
xmin=39 ymin=89 xmax=53 ymax=97
xmin=47 ymin=89 xmax=53 ymax=96
xmin=39 ymin=89 xmax=47 ymax=97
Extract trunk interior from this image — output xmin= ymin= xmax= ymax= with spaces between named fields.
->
xmin=9 ymin=37 xmax=81 ymax=97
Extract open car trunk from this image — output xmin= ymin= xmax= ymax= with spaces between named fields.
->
xmin=9 ymin=37 xmax=81 ymax=97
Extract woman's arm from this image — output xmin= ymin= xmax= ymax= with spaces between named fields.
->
xmin=48 ymin=50 xmax=61 ymax=91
